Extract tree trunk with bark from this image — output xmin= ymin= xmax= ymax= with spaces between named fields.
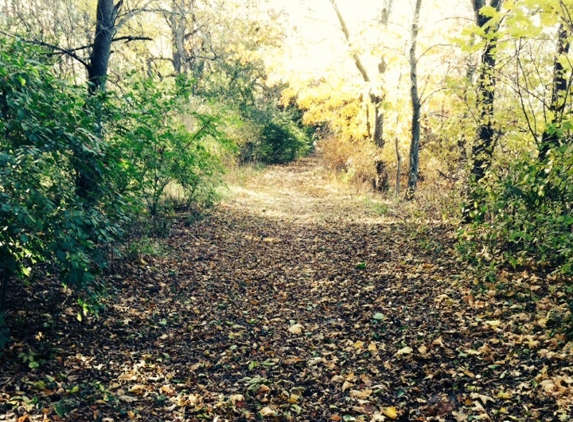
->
xmin=88 ymin=0 xmax=121 ymax=94
xmin=77 ymin=0 xmax=122 ymax=204
xmin=539 ymin=22 xmax=571 ymax=162
xmin=329 ymin=0 xmax=392 ymax=191
xmin=469 ymin=0 xmax=502 ymax=184
xmin=406 ymin=0 xmax=422 ymax=199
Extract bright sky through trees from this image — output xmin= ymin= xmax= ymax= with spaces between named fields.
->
xmin=267 ymin=0 xmax=473 ymax=83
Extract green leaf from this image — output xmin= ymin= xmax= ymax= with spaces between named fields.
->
xmin=373 ymin=312 xmax=385 ymax=321
xmin=54 ymin=400 xmax=69 ymax=417
xmin=479 ymin=5 xmax=499 ymax=18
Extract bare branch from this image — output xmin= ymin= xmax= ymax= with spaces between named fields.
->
xmin=113 ymin=35 xmax=152 ymax=43
xmin=0 ymin=32 xmax=91 ymax=69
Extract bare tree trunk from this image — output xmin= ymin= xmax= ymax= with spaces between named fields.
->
xmin=370 ymin=93 xmax=384 ymax=148
xmin=539 ymin=22 xmax=571 ymax=162
xmin=88 ymin=0 xmax=121 ymax=94
xmin=469 ymin=0 xmax=502 ymax=184
xmin=329 ymin=0 xmax=393 ymax=191
xmin=77 ymin=0 xmax=122 ymax=204
xmin=395 ymin=136 xmax=402 ymax=196
xmin=406 ymin=0 xmax=422 ymax=199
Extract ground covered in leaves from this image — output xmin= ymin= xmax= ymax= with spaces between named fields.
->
xmin=2 ymin=156 xmax=573 ymax=421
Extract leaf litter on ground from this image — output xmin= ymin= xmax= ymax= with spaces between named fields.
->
xmin=1 ymin=155 xmax=573 ymax=421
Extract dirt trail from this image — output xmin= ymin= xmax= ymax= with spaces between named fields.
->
xmin=224 ymin=154 xmax=387 ymax=223
xmin=1 ymin=156 xmax=570 ymax=421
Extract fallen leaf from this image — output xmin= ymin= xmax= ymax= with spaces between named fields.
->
xmin=342 ymin=380 xmax=353 ymax=392
xmin=350 ymin=389 xmax=372 ymax=399
xmin=129 ymin=384 xmax=147 ymax=395
xmin=288 ymin=324 xmax=304 ymax=335
xmin=382 ymin=406 xmax=398 ymax=419
xmin=452 ymin=410 xmax=469 ymax=421
xmin=259 ymin=406 xmax=277 ymax=417
xmin=230 ymin=394 xmax=244 ymax=405
xmin=396 ymin=346 xmax=413 ymax=356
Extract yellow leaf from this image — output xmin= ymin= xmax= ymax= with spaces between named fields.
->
xmin=354 ymin=340 xmax=365 ymax=349
xmin=342 ymin=380 xmax=353 ymax=392
xmin=160 ymin=385 xmax=174 ymax=395
xmin=288 ymin=324 xmax=304 ymax=335
xmin=117 ymin=372 xmax=138 ymax=382
xmin=396 ymin=346 xmax=413 ymax=356
xmin=460 ymin=368 xmax=475 ymax=378
xmin=368 ymin=342 xmax=378 ymax=354
xmin=382 ymin=406 xmax=398 ymax=419
xmin=288 ymin=393 xmax=300 ymax=403
xmin=485 ymin=320 xmax=501 ymax=328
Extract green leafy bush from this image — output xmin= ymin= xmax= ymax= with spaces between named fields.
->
xmin=239 ymin=107 xmax=313 ymax=164
xmin=0 ymin=40 xmax=229 ymax=335
xmin=0 ymin=39 xmax=123 ymax=306
xmin=114 ymin=75 xmax=230 ymax=220
xmin=458 ymin=145 xmax=573 ymax=274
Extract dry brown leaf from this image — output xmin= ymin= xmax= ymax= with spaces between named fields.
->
xmin=350 ymin=389 xmax=372 ymax=399
xmin=288 ymin=324 xmax=304 ymax=335
xmin=396 ymin=346 xmax=413 ymax=356
xmin=259 ymin=406 xmax=277 ymax=417
xmin=342 ymin=380 xmax=353 ymax=392
xmin=230 ymin=394 xmax=244 ymax=405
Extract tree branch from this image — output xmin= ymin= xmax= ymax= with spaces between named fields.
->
xmin=25 ymin=39 xmax=90 ymax=69
xmin=113 ymin=35 xmax=153 ymax=43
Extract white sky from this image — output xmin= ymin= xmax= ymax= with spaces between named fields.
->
xmin=267 ymin=0 xmax=474 ymax=83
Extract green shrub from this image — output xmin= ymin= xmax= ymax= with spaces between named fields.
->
xmin=115 ymin=75 xmax=230 ymax=219
xmin=458 ymin=145 xmax=573 ymax=274
xmin=0 ymin=39 xmax=232 ymax=349
xmin=239 ymin=107 xmax=312 ymax=164
xmin=0 ymin=39 xmax=124 ymax=308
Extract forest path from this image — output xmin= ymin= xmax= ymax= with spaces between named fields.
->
xmin=223 ymin=154 xmax=388 ymax=225
xmin=2 ymin=155 xmax=568 ymax=421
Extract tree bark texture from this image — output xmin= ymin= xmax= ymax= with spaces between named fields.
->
xmin=395 ymin=136 xmax=402 ymax=196
xmin=539 ymin=22 xmax=571 ymax=162
xmin=77 ymin=0 xmax=122 ymax=203
xmin=406 ymin=0 xmax=422 ymax=198
xmin=88 ymin=0 xmax=121 ymax=94
xmin=469 ymin=0 xmax=502 ymax=184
